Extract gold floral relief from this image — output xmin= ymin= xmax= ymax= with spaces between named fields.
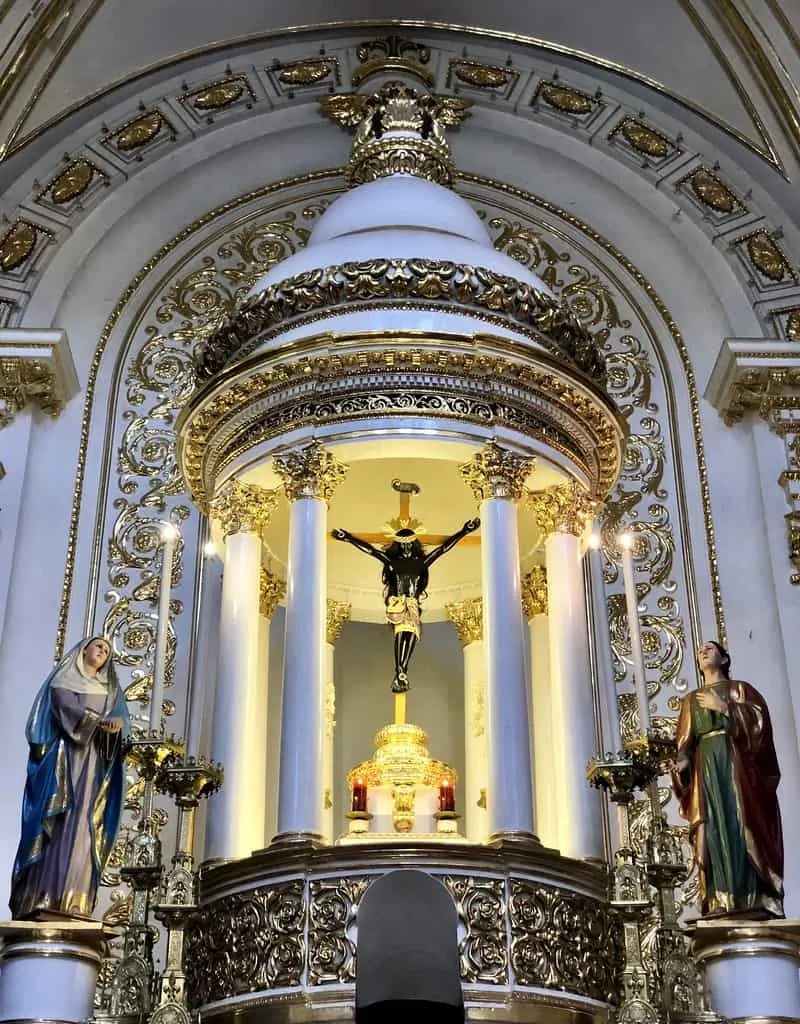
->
xmin=43 ymin=158 xmax=106 ymax=206
xmin=107 ymin=110 xmax=167 ymax=152
xmin=537 ymin=81 xmax=596 ymax=115
xmin=0 ymin=219 xmax=45 ymax=272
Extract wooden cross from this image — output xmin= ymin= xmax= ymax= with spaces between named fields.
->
xmin=334 ymin=478 xmax=480 ymax=547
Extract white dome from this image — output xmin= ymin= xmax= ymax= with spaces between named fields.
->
xmin=248 ymin=174 xmax=555 ymax=298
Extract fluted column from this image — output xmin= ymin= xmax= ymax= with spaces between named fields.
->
xmin=461 ymin=441 xmax=536 ymax=842
xmin=257 ymin=568 xmax=286 ymax=848
xmin=323 ymin=599 xmax=351 ymax=843
xmin=446 ymin=598 xmax=487 ymax=843
xmin=205 ymin=480 xmax=278 ymax=862
xmin=274 ymin=441 xmax=348 ymax=843
xmin=522 ymin=568 xmax=558 ymax=850
xmin=529 ymin=482 xmax=603 ymax=860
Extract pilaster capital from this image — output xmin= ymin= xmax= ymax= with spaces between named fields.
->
xmin=459 ymin=440 xmax=535 ymax=502
xmin=326 ymin=599 xmax=352 ymax=646
xmin=273 ymin=440 xmax=348 ymax=503
xmin=0 ymin=328 xmax=78 ymax=428
xmin=259 ymin=568 xmax=286 ymax=619
xmin=527 ymin=481 xmax=596 ymax=538
xmin=445 ymin=597 xmax=483 ymax=646
xmin=209 ymin=479 xmax=279 ymax=537
xmin=521 ymin=567 xmax=548 ymax=619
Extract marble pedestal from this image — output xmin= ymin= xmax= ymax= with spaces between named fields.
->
xmin=0 ymin=920 xmax=112 ymax=1023
xmin=693 ymin=918 xmax=800 ymax=1022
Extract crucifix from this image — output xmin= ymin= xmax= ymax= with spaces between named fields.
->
xmin=331 ymin=480 xmax=480 ymax=720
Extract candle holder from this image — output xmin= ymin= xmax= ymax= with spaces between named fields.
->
xmin=433 ymin=809 xmax=461 ymax=836
xmin=345 ymin=810 xmax=373 ymax=835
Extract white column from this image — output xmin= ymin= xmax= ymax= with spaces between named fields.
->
xmin=323 ymin=599 xmax=351 ymax=843
xmin=204 ymin=480 xmax=278 ymax=862
xmin=186 ymin=536 xmax=223 ymax=757
xmin=274 ymin=441 xmax=347 ymax=842
xmin=522 ymin=569 xmax=558 ymax=850
xmin=461 ymin=442 xmax=536 ymax=841
xmin=255 ymin=569 xmax=285 ymax=849
xmin=530 ymin=482 xmax=604 ymax=861
xmin=446 ymin=598 xmax=487 ymax=843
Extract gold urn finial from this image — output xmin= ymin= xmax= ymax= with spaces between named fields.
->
xmin=319 ymin=81 xmax=472 ymax=188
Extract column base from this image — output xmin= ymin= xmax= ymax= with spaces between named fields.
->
xmin=693 ymin=917 xmax=800 ymax=1021
xmin=270 ymin=830 xmax=327 ymax=848
xmin=0 ymin=919 xmax=112 ymax=1023
xmin=486 ymin=830 xmax=541 ymax=848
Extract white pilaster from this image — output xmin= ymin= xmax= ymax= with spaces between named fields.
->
xmin=274 ymin=441 xmax=347 ymax=842
xmin=205 ymin=480 xmax=277 ymax=862
xmin=446 ymin=598 xmax=487 ymax=843
xmin=530 ymin=483 xmax=603 ymax=861
xmin=461 ymin=442 xmax=536 ymax=841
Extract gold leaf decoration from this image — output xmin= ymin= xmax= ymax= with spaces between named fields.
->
xmin=111 ymin=110 xmax=164 ymax=151
xmin=615 ymin=117 xmax=672 ymax=158
xmin=539 ymin=82 xmax=594 ymax=115
xmin=746 ymin=230 xmax=791 ymax=283
xmin=787 ymin=311 xmax=800 ymax=341
xmin=48 ymin=158 xmax=101 ymax=204
xmin=687 ymin=168 xmax=741 ymax=214
xmin=451 ymin=61 xmax=513 ymax=89
xmin=278 ymin=60 xmax=334 ymax=85
xmin=192 ymin=80 xmax=244 ymax=110
xmin=0 ymin=220 xmax=39 ymax=271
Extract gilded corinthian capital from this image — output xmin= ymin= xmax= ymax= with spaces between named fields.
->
xmin=326 ymin=599 xmax=352 ymax=646
xmin=259 ymin=568 xmax=286 ymax=619
xmin=209 ymin=479 xmax=278 ymax=537
xmin=272 ymin=440 xmax=348 ymax=503
xmin=459 ymin=441 xmax=535 ymax=502
xmin=522 ymin=567 xmax=548 ymax=619
xmin=528 ymin=481 xmax=597 ymax=537
xmin=445 ymin=597 xmax=482 ymax=646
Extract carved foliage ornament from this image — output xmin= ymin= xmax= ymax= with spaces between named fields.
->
xmin=326 ymin=598 xmax=351 ymax=645
xmin=684 ymin=167 xmax=742 ymax=215
xmin=0 ymin=219 xmax=46 ymax=272
xmin=259 ymin=568 xmax=286 ymax=618
xmin=44 ymin=158 xmax=106 ymax=205
xmin=108 ymin=110 xmax=166 ymax=152
xmin=272 ymin=439 xmax=348 ymax=503
xmin=528 ymin=481 xmax=597 ymax=537
xmin=195 ymin=258 xmax=605 ymax=384
xmin=449 ymin=60 xmax=516 ymax=90
xmin=352 ymin=35 xmax=433 ymax=86
xmin=460 ymin=441 xmax=535 ymax=502
xmin=539 ymin=81 xmax=596 ymax=115
xmin=208 ymin=479 xmax=278 ymax=536
xmin=445 ymin=597 xmax=482 ymax=646
xmin=521 ymin=566 xmax=548 ymax=618
xmin=612 ymin=117 xmax=674 ymax=158
xmin=0 ymin=356 xmax=63 ymax=424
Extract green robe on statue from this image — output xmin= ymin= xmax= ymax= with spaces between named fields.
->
xmin=673 ymin=680 xmax=784 ymax=918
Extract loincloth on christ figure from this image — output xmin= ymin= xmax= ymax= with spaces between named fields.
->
xmin=385 ymin=595 xmax=421 ymax=638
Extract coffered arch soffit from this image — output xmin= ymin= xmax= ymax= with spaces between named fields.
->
xmin=2 ymin=25 xmax=800 ymax=343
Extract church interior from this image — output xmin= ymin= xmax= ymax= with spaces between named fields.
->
xmin=1 ymin=2 xmax=800 ymax=1022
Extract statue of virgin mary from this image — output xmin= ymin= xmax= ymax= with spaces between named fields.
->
xmin=10 ymin=637 xmax=131 ymax=920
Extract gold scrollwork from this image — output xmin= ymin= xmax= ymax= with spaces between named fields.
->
xmin=208 ymin=479 xmax=278 ymax=536
xmin=508 ymin=879 xmax=620 ymax=1000
xmin=445 ymin=597 xmax=482 ymax=645
xmin=528 ymin=480 xmax=596 ymax=537
xmin=273 ymin=439 xmax=348 ymax=503
xmin=185 ymin=880 xmax=306 ymax=1005
xmin=352 ymin=35 xmax=434 ymax=87
xmin=521 ymin=566 xmax=548 ymax=618
xmin=444 ymin=876 xmax=508 ymax=984
xmin=195 ymin=257 xmax=607 ymax=383
xmin=308 ymin=877 xmax=369 ymax=984
xmin=259 ymin=567 xmax=286 ymax=619
xmin=0 ymin=355 xmax=63 ymax=423
xmin=326 ymin=598 xmax=351 ymax=646
xmin=461 ymin=440 xmax=535 ymax=502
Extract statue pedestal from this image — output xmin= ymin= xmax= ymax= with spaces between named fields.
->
xmin=693 ymin=918 xmax=800 ymax=1021
xmin=0 ymin=919 xmax=112 ymax=1023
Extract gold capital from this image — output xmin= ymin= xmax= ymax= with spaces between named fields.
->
xmin=326 ymin=599 xmax=352 ymax=646
xmin=209 ymin=479 xmax=278 ymax=537
xmin=528 ymin=481 xmax=596 ymax=537
xmin=445 ymin=597 xmax=482 ymax=646
xmin=273 ymin=440 xmax=348 ymax=503
xmin=460 ymin=441 xmax=535 ymax=502
xmin=259 ymin=568 xmax=286 ymax=619
xmin=521 ymin=567 xmax=548 ymax=619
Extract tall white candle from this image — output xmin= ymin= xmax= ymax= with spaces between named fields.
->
xmin=619 ymin=532 xmax=650 ymax=736
xmin=150 ymin=523 xmax=179 ymax=731
xmin=588 ymin=533 xmax=623 ymax=752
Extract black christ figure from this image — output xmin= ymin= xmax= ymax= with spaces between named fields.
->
xmin=331 ymin=519 xmax=480 ymax=693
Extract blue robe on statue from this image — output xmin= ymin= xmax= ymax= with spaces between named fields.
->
xmin=10 ymin=638 xmax=130 ymax=919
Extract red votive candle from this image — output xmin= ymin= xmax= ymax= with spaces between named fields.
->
xmin=439 ymin=777 xmax=455 ymax=813
xmin=352 ymin=778 xmax=367 ymax=813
